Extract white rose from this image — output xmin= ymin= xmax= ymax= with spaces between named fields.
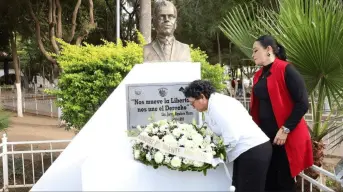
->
xmin=171 ymin=157 xmax=182 ymax=168
xmin=164 ymin=156 xmax=171 ymax=164
xmin=190 ymin=129 xmax=198 ymax=135
xmin=145 ymin=127 xmax=153 ymax=134
xmin=192 ymin=133 xmax=204 ymax=145
xmin=193 ymin=161 xmax=204 ymax=167
xmin=163 ymin=135 xmax=178 ymax=147
xmin=183 ymin=158 xmax=191 ymax=164
xmin=165 ymin=129 xmax=171 ymax=134
xmin=172 ymin=128 xmax=182 ymax=138
xmin=178 ymin=136 xmax=187 ymax=146
xmin=140 ymin=131 xmax=149 ymax=137
xmin=159 ymin=125 xmax=167 ymax=132
xmin=204 ymin=135 xmax=211 ymax=143
xmin=184 ymin=140 xmax=195 ymax=149
xmin=146 ymin=153 xmax=152 ymax=161
xmin=206 ymin=145 xmax=213 ymax=152
xmin=136 ymin=125 xmax=142 ymax=131
xmin=152 ymin=128 xmax=158 ymax=134
xmin=185 ymin=125 xmax=194 ymax=132
xmin=134 ymin=150 xmax=140 ymax=159
xmin=152 ymin=135 xmax=159 ymax=140
xmin=154 ymin=151 xmax=164 ymax=164
xmin=212 ymin=151 xmax=216 ymax=155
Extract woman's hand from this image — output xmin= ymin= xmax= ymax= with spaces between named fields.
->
xmin=273 ymin=128 xmax=288 ymax=145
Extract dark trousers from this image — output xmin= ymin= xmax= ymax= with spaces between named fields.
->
xmin=265 ymin=144 xmax=296 ymax=192
xmin=232 ymin=141 xmax=272 ymax=192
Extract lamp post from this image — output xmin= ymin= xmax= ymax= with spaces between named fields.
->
xmin=116 ymin=0 xmax=120 ymax=41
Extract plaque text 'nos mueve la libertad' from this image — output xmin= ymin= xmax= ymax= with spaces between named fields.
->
xmin=126 ymin=82 xmax=199 ymax=129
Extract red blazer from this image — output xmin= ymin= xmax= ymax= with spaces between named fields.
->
xmin=250 ymin=58 xmax=313 ymax=177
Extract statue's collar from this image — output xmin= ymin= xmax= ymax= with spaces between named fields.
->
xmin=157 ymin=36 xmax=175 ymax=45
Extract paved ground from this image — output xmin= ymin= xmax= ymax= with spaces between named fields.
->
xmin=0 ymin=112 xmax=75 ymax=150
xmin=1 ymin=112 xmax=74 ymax=141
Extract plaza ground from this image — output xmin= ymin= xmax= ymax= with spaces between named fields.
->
xmin=1 ymin=112 xmax=74 ymax=141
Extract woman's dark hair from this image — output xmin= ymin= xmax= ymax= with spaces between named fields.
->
xmin=183 ymin=80 xmax=216 ymax=100
xmin=256 ymin=35 xmax=287 ymax=61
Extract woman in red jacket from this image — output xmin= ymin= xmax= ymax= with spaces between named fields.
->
xmin=250 ymin=35 xmax=313 ymax=191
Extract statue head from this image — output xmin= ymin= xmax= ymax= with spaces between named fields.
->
xmin=153 ymin=0 xmax=177 ymax=37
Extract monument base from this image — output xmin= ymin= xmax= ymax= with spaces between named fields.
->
xmin=31 ymin=62 xmax=235 ymax=191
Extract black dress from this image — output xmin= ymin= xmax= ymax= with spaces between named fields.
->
xmin=253 ymin=63 xmax=309 ymax=192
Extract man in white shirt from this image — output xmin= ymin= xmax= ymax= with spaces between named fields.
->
xmin=183 ymin=80 xmax=272 ymax=192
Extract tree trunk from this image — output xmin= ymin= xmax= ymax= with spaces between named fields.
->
xmin=139 ymin=0 xmax=151 ymax=43
xmin=88 ymin=0 xmax=94 ymax=24
xmin=217 ymin=32 xmax=222 ymax=65
xmin=10 ymin=32 xmax=23 ymax=117
xmin=76 ymin=0 xmax=96 ymax=45
xmin=69 ymin=0 xmax=82 ymax=43
xmin=28 ymin=0 xmax=56 ymax=65
xmin=56 ymin=0 xmax=62 ymax=38
xmin=308 ymin=140 xmax=325 ymax=178
xmin=49 ymin=0 xmax=60 ymax=54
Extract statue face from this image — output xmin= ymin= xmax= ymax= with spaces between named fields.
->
xmin=155 ymin=4 xmax=177 ymax=36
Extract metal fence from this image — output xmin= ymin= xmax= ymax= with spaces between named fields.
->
xmin=0 ymin=133 xmax=341 ymax=192
xmin=0 ymin=86 xmax=55 ymax=100
xmin=1 ymin=97 xmax=58 ymax=118
xmin=0 ymin=134 xmax=71 ymax=191
xmin=0 ymin=86 xmax=58 ymax=118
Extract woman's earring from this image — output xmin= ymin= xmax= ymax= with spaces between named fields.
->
xmin=267 ymin=53 xmax=270 ymax=57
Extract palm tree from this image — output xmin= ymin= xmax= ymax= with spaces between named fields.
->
xmin=219 ymin=0 xmax=343 ymax=178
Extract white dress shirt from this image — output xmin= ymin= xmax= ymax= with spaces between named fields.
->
xmin=204 ymin=93 xmax=270 ymax=163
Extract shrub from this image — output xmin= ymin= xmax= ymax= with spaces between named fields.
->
xmin=51 ymin=35 xmax=227 ymax=130
xmin=190 ymin=46 xmax=228 ymax=91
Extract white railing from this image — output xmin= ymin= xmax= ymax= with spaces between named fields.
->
xmin=1 ymin=98 xmax=58 ymax=118
xmin=0 ymin=134 xmax=71 ymax=191
xmin=297 ymin=166 xmax=342 ymax=192
xmin=0 ymin=133 xmax=341 ymax=191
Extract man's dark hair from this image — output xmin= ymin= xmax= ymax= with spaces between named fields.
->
xmin=183 ymin=80 xmax=216 ymax=100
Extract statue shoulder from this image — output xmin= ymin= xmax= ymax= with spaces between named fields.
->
xmin=143 ymin=42 xmax=154 ymax=49
xmin=175 ymin=40 xmax=190 ymax=50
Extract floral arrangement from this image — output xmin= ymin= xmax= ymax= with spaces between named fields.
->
xmin=128 ymin=118 xmax=227 ymax=176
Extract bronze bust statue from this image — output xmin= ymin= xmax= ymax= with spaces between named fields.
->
xmin=143 ymin=0 xmax=192 ymax=62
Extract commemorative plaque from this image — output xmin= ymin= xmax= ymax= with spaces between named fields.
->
xmin=126 ymin=82 xmax=200 ymax=129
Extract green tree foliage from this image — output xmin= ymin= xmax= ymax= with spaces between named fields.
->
xmin=190 ymin=46 xmax=227 ymax=91
xmin=51 ymin=34 xmax=226 ymax=130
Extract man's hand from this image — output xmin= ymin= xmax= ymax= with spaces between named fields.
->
xmin=273 ymin=128 xmax=288 ymax=145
